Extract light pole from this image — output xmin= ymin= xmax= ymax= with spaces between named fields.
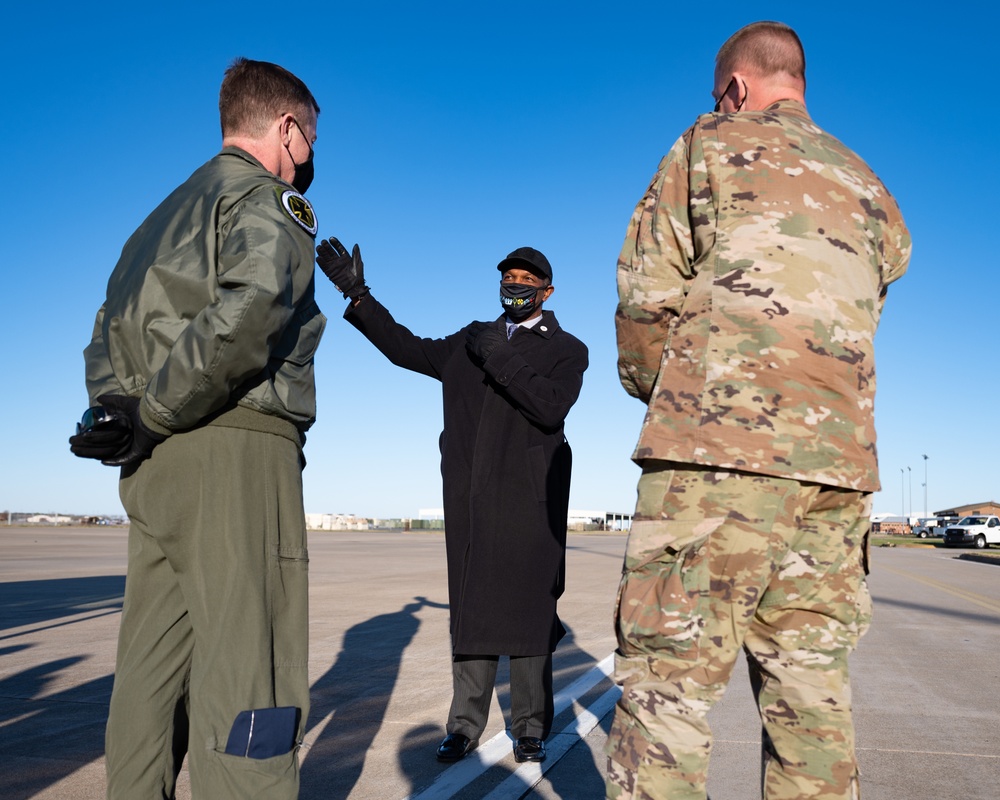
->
xmin=900 ymin=468 xmax=905 ymax=519
xmin=923 ymin=454 xmax=929 ymax=516
xmin=908 ymin=466 xmax=912 ymax=521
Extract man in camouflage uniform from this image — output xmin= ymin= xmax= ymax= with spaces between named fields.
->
xmin=607 ymin=21 xmax=910 ymax=800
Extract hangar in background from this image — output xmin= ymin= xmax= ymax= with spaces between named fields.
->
xmin=934 ymin=500 xmax=1000 ymax=518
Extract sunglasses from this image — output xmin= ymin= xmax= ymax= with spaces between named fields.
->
xmin=76 ymin=406 xmax=125 ymax=435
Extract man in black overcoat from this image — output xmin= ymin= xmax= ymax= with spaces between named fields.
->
xmin=316 ymin=238 xmax=588 ymax=764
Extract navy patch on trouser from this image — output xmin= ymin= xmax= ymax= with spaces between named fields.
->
xmin=224 ymin=707 xmax=300 ymax=759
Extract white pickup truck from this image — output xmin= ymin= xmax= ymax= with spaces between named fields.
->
xmin=941 ymin=515 xmax=1000 ymax=549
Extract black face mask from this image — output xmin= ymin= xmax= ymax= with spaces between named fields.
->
xmin=291 ymin=156 xmax=314 ymax=194
xmin=500 ymin=282 xmax=542 ymax=321
xmin=288 ymin=120 xmax=315 ymax=194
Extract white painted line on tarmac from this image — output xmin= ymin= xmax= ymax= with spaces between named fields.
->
xmin=550 ymin=653 xmax=614 ymax=718
xmin=480 ymin=683 xmax=621 ymax=800
xmin=404 ymin=653 xmax=617 ymax=800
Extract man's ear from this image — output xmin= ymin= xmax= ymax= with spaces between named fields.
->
xmin=733 ymin=73 xmax=750 ymax=110
xmin=277 ymin=113 xmax=296 ymax=146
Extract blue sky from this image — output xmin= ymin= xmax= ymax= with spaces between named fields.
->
xmin=1 ymin=2 xmax=996 ymax=519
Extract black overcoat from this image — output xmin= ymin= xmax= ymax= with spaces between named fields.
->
xmin=346 ymin=297 xmax=589 ymax=655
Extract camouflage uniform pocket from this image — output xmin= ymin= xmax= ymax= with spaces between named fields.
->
xmin=616 ymin=518 xmax=722 ymax=661
xmin=623 ymin=517 xmax=725 ymax=571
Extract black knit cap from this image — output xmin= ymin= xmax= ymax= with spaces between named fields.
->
xmin=496 ymin=246 xmax=552 ymax=281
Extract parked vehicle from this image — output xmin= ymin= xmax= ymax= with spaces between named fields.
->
xmin=942 ymin=516 xmax=1000 ymax=549
xmin=911 ymin=517 xmax=957 ymax=538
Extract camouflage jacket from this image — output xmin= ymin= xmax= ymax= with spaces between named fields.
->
xmin=616 ymin=100 xmax=910 ymax=491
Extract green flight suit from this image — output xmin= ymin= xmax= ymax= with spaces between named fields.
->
xmin=83 ymin=146 xmax=325 ymax=799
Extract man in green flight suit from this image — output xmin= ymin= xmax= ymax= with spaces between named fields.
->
xmin=70 ymin=58 xmax=325 ymax=799
xmin=607 ymin=21 xmax=911 ymax=800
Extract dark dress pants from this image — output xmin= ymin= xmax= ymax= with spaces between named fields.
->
xmin=446 ymin=653 xmax=554 ymax=740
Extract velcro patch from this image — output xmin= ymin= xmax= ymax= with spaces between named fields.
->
xmin=280 ymin=189 xmax=318 ymax=236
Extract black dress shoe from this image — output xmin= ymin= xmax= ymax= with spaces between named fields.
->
xmin=513 ymin=736 xmax=546 ymax=763
xmin=436 ymin=733 xmax=478 ymax=762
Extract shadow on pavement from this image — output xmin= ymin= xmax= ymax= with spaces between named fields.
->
xmin=1 ymin=584 xmax=452 ymax=800
xmin=0 ymin=658 xmax=113 ymax=800
xmin=527 ymin=709 xmax=612 ymax=799
xmin=0 ymin=576 xmax=125 ymax=637
xmin=533 ymin=626 xmax=608 ymax=800
xmin=399 ymin=624 xmax=607 ymax=798
xmin=0 ymin=577 xmax=123 ymax=798
xmin=0 ymin=584 xmax=609 ymax=799
xmin=301 ymin=595 xmax=449 ymax=798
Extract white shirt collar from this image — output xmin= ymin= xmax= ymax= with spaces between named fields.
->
xmin=506 ymin=314 xmax=543 ymax=330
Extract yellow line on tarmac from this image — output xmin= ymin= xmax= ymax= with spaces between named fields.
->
xmin=878 ymin=564 xmax=1000 ymax=614
xmin=856 ymin=746 xmax=1000 ymax=759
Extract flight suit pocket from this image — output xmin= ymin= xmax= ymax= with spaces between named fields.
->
xmin=269 ymin=544 xmax=308 ymax=670
xmin=276 ymin=300 xmax=326 ymax=367
xmin=209 ymin=745 xmax=299 ymax=797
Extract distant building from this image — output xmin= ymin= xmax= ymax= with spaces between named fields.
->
xmin=869 ymin=502 xmax=1000 ymax=536
xmin=934 ymin=501 xmax=1000 ymax=518
xmin=870 ymin=515 xmax=910 ymax=535
xmin=304 ymin=513 xmax=370 ymax=531
xmin=305 ymin=507 xmax=632 ymax=532
xmin=567 ymin=510 xmax=632 ymax=532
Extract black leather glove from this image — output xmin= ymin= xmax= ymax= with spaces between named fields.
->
xmin=69 ymin=406 xmax=132 ymax=460
xmin=316 ymin=237 xmax=368 ymax=300
xmin=95 ymin=394 xmax=167 ymax=467
xmin=465 ymin=322 xmax=508 ymax=364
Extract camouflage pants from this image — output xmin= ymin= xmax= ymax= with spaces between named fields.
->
xmin=607 ymin=462 xmax=871 ymax=800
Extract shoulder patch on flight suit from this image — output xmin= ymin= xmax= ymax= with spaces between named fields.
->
xmin=279 ymin=189 xmax=318 ymax=236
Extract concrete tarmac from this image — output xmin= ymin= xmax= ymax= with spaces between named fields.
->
xmin=1 ymin=527 xmax=998 ymax=799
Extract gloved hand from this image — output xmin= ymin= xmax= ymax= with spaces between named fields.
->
xmin=69 ymin=406 xmax=132 ymax=460
xmin=316 ymin=237 xmax=368 ymax=300
xmin=465 ymin=322 xmax=508 ymax=364
xmin=95 ymin=394 xmax=167 ymax=467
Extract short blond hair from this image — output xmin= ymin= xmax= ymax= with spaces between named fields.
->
xmin=716 ymin=21 xmax=806 ymax=87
